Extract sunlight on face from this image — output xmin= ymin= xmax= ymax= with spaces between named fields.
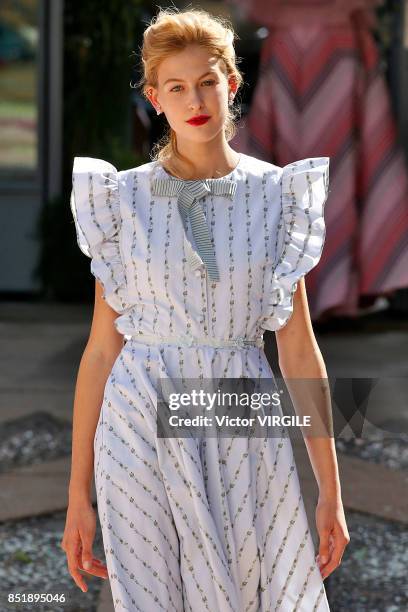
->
xmin=154 ymin=44 xmax=230 ymax=143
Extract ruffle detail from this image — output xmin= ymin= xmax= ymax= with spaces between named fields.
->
xmin=260 ymin=157 xmax=330 ymax=332
xmin=70 ymin=157 xmax=131 ymax=314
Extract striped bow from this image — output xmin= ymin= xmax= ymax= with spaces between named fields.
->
xmin=151 ymin=176 xmax=237 ymax=282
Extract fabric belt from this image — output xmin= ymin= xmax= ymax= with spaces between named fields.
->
xmin=126 ymin=332 xmax=265 ymax=350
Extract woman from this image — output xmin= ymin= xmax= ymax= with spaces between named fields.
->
xmin=61 ymin=7 xmax=349 ymax=611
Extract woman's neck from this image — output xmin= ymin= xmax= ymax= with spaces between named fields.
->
xmin=164 ymin=142 xmax=240 ymax=181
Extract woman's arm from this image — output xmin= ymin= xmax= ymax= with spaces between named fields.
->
xmin=275 ymin=278 xmax=340 ymax=495
xmin=68 ymin=279 xmax=124 ymax=504
xmin=275 ymin=278 xmax=350 ymax=579
xmin=61 ymin=279 xmax=124 ymax=592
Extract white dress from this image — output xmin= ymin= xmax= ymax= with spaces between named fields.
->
xmin=70 ymin=152 xmax=331 ymax=611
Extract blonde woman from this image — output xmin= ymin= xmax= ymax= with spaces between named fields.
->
xmin=61 ymin=7 xmax=349 ymax=611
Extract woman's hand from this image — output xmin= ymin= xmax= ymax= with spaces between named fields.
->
xmin=315 ymin=492 xmax=350 ymax=580
xmin=60 ymin=500 xmax=108 ymax=592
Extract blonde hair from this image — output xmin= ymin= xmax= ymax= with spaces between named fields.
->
xmin=135 ymin=6 xmax=244 ymax=173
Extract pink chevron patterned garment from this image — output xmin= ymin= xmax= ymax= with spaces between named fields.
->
xmin=228 ymin=0 xmax=408 ymax=320
xmin=70 ymin=153 xmax=331 ymax=611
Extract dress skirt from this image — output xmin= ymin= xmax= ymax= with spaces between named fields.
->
xmin=94 ymin=339 xmax=330 ymax=611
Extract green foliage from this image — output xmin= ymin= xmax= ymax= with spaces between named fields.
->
xmin=37 ymin=0 xmax=148 ymax=302
xmin=63 ymin=0 xmax=146 ymax=188
xmin=33 ymin=193 xmax=94 ymax=303
xmin=12 ymin=549 xmax=33 ymax=564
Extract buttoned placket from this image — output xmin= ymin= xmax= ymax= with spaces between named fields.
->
xmin=151 ymin=174 xmax=240 ymax=345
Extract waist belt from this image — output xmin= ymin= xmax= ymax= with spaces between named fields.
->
xmin=126 ymin=332 xmax=265 ymax=350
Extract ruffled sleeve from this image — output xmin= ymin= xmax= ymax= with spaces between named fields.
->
xmin=70 ymin=156 xmax=130 ymax=314
xmin=260 ymin=157 xmax=330 ymax=332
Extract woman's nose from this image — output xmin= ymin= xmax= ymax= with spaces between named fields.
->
xmin=188 ymin=91 xmax=204 ymax=110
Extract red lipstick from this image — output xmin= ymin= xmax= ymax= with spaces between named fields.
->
xmin=186 ymin=115 xmax=211 ymax=126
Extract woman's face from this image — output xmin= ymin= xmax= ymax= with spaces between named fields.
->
xmin=150 ymin=44 xmax=235 ymax=143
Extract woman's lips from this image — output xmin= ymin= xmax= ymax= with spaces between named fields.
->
xmin=186 ymin=116 xmax=211 ymax=126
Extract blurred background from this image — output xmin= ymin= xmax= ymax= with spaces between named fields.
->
xmin=0 ymin=1 xmax=407 ymax=611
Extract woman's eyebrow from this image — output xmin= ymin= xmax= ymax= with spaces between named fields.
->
xmin=164 ymin=70 xmax=216 ymax=85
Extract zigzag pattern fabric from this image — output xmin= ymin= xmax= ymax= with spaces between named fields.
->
xmin=229 ymin=3 xmax=408 ymax=319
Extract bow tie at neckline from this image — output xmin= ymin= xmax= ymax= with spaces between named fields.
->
xmin=150 ymin=176 xmax=237 ymax=199
xmin=151 ymin=174 xmax=238 ymax=282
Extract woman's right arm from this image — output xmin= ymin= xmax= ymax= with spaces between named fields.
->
xmin=61 ymin=279 xmax=124 ymax=592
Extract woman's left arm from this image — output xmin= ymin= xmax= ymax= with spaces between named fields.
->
xmin=275 ymin=278 xmax=350 ymax=580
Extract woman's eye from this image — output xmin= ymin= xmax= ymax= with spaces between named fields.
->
xmin=170 ymin=80 xmax=216 ymax=92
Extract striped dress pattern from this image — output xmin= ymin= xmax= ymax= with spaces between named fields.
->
xmin=228 ymin=0 xmax=408 ymax=320
xmin=70 ymin=153 xmax=331 ymax=611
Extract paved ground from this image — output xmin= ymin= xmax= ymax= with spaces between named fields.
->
xmin=0 ymin=300 xmax=407 ymax=611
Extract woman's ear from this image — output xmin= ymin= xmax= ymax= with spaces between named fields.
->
xmin=147 ymin=88 xmax=162 ymax=115
xmin=228 ymin=75 xmax=238 ymax=100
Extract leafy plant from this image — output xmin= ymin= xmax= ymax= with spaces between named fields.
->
xmin=36 ymin=0 xmax=147 ymax=301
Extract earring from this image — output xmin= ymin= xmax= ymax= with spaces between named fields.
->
xmin=148 ymin=91 xmax=161 ymax=115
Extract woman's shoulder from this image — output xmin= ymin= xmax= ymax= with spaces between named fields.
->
xmin=72 ymin=156 xmax=160 ymax=187
xmin=72 ymin=156 xmax=117 ymax=174
xmin=239 ymin=152 xmax=280 ymax=174
xmin=119 ymin=158 xmax=158 ymax=179
xmin=238 ymin=153 xmax=330 ymax=183
xmin=95 ymin=153 xmax=330 ymax=194
xmin=73 ymin=153 xmax=329 ymax=176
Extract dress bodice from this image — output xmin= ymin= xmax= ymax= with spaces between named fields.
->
xmin=70 ymin=153 xmax=330 ymax=342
